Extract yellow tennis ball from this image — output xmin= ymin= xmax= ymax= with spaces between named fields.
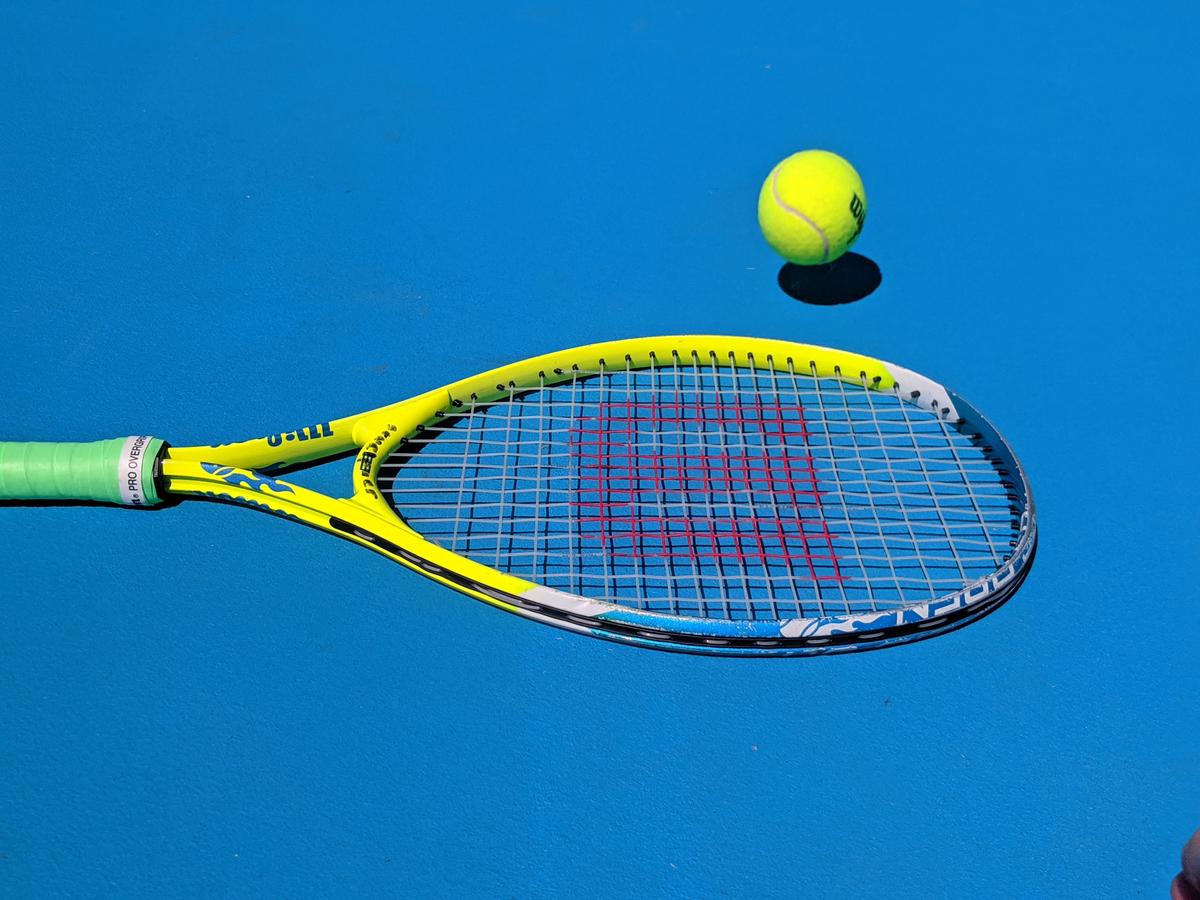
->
xmin=757 ymin=150 xmax=867 ymax=265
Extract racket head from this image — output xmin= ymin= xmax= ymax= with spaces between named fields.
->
xmin=171 ymin=336 xmax=1036 ymax=657
xmin=376 ymin=336 xmax=1035 ymax=655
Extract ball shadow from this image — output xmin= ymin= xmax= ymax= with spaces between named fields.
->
xmin=777 ymin=252 xmax=882 ymax=306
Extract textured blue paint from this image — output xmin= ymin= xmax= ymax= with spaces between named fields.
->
xmin=1 ymin=2 xmax=1198 ymax=897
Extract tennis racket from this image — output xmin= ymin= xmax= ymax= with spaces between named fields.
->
xmin=0 ymin=336 xmax=1036 ymax=656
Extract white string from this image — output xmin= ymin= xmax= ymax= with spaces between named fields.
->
xmin=382 ymin=357 xmax=1022 ymax=618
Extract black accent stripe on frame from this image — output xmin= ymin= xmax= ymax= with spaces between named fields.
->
xmin=326 ymin=517 xmax=1034 ymax=654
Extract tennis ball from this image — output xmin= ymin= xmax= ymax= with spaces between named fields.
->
xmin=757 ymin=150 xmax=867 ymax=265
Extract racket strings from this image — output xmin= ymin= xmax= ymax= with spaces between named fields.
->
xmin=379 ymin=358 xmax=1022 ymax=620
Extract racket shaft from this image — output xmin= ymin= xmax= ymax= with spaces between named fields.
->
xmin=0 ymin=438 xmax=165 ymax=505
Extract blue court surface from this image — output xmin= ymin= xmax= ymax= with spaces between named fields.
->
xmin=2 ymin=3 xmax=1198 ymax=897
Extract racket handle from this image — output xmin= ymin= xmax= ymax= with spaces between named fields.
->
xmin=0 ymin=436 xmax=167 ymax=506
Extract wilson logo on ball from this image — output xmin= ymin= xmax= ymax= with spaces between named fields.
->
xmin=849 ymin=193 xmax=866 ymax=237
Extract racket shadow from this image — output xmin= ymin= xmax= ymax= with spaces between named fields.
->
xmin=0 ymin=497 xmax=183 ymax=510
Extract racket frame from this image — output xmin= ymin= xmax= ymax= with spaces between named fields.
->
xmin=158 ymin=336 xmax=1036 ymax=657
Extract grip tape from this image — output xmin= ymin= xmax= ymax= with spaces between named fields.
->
xmin=0 ymin=437 xmax=166 ymax=505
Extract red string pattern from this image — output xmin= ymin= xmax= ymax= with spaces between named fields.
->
xmin=569 ymin=398 xmax=845 ymax=585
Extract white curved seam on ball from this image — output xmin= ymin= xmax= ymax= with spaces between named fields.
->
xmin=771 ymin=169 xmax=830 ymax=262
